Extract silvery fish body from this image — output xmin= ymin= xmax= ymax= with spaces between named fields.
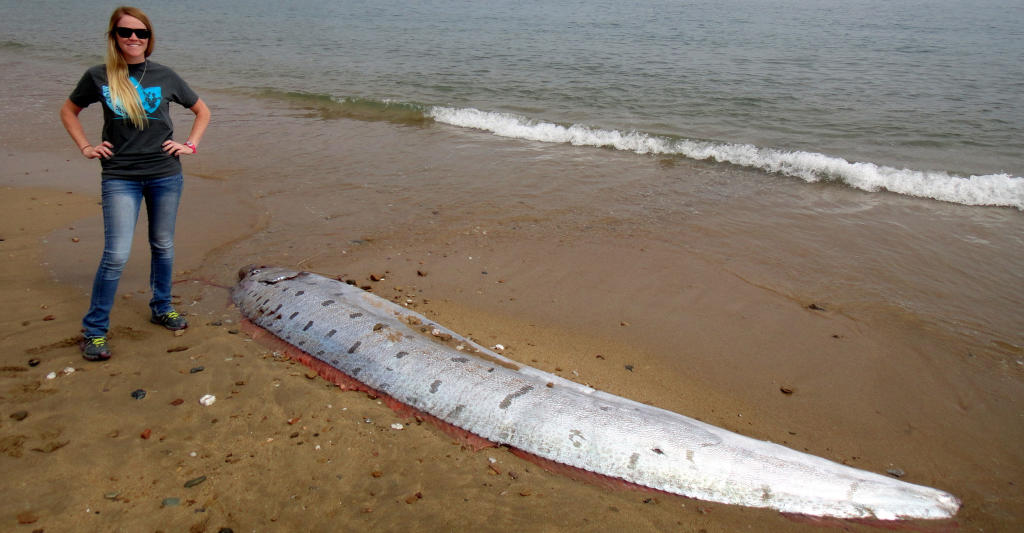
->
xmin=233 ymin=266 xmax=959 ymax=520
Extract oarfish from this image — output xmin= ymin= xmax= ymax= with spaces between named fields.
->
xmin=232 ymin=266 xmax=959 ymax=520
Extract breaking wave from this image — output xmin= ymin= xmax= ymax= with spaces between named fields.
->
xmin=429 ymin=107 xmax=1024 ymax=210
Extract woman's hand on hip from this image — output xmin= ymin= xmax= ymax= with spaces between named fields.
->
xmin=163 ymin=140 xmax=197 ymax=156
xmin=83 ymin=141 xmax=114 ymax=159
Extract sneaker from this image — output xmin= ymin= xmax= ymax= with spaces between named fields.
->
xmin=151 ymin=310 xmax=188 ymax=331
xmin=81 ymin=336 xmax=112 ymax=361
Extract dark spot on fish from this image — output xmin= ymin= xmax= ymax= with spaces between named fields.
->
xmin=348 ymin=341 xmax=361 ymax=354
xmin=600 ymin=406 xmax=610 ymax=411
xmin=628 ymin=453 xmax=639 ymax=469
xmin=487 ymin=367 xmax=495 ymax=372
xmin=351 ymin=368 xmax=361 ymax=376
xmin=447 ymin=405 xmax=465 ymax=419
xmin=289 ymin=312 xmax=299 ymax=319
xmin=317 ymin=350 xmax=325 ymax=356
xmin=652 ymin=448 xmax=664 ymax=455
xmin=297 ymin=340 xmax=306 ymax=346
xmin=281 ymin=287 xmax=289 ymax=292
xmin=274 ymin=304 xmax=282 ymax=312
xmin=331 ymin=359 xmax=339 ymax=365
xmin=430 ymin=380 xmax=442 ymax=393
xmin=373 ymin=323 xmax=387 ymax=332
xmin=451 ymin=357 xmax=469 ymax=363
xmin=273 ymin=314 xmax=282 ymax=320
xmin=326 ymin=329 xmax=337 ymax=337
xmin=321 ymin=300 xmax=335 ymax=306
xmin=378 ymin=383 xmax=390 ymax=390
xmin=296 ymin=290 xmax=305 ymax=296
xmin=499 ymin=385 xmax=534 ymax=409
xmin=395 ymin=351 xmax=408 ymax=359
xmin=350 ymin=313 xmax=363 ymax=319
xmin=303 ymin=321 xmax=314 ymax=331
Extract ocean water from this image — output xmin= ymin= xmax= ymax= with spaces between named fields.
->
xmin=3 ymin=0 xmax=1022 ymax=208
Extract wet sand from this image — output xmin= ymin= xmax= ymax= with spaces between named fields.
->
xmin=2 ymin=59 xmax=1022 ymax=531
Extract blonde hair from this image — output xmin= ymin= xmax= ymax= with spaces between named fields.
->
xmin=105 ymin=6 xmax=155 ymax=129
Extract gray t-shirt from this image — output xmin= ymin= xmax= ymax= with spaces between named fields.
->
xmin=69 ymin=61 xmax=199 ymax=180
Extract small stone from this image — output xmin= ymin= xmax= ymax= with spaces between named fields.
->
xmin=174 ymin=329 xmax=187 ymax=337
xmin=28 ymin=358 xmax=40 ymax=367
xmin=170 ymin=398 xmax=185 ymax=406
xmin=780 ymin=386 xmax=795 ymax=395
xmin=417 ymin=270 xmax=427 ymax=277
xmin=404 ymin=492 xmax=423 ymax=504
xmin=184 ymin=475 xmax=207 ymax=488
xmin=131 ymin=389 xmax=147 ymax=400
xmin=140 ymin=429 xmax=152 ymax=439
xmin=16 ymin=511 xmax=38 ymax=524
xmin=886 ymin=468 xmax=906 ymax=478
xmin=218 ymin=529 xmax=234 ymax=533
xmin=371 ymin=471 xmax=383 ymax=478
xmin=390 ymin=423 xmax=404 ymax=430
xmin=227 ymin=329 xmax=239 ymax=334
xmin=189 ymin=366 xmax=204 ymax=374
xmin=10 ymin=410 xmax=29 ymax=421
xmin=624 ymin=365 xmax=634 ymax=372
xmin=104 ymin=491 xmax=120 ymax=500
xmin=72 ymin=237 xmax=80 ymax=243
xmin=808 ymin=303 xmax=826 ymax=311
xmin=199 ymin=394 xmax=216 ymax=406
xmin=43 ymin=315 xmax=56 ymax=321
xmin=161 ymin=497 xmax=181 ymax=507
xmin=369 ymin=273 xmax=384 ymax=282
xmin=167 ymin=346 xmax=189 ymax=353
xmin=210 ymin=320 xmax=223 ymax=326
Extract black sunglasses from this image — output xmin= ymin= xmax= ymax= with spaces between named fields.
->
xmin=112 ymin=27 xmax=151 ymax=39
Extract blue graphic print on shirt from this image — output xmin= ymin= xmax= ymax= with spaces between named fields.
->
xmin=101 ymin=77 xmax=162 ymax=120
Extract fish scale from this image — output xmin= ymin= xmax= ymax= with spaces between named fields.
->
xmin=233 ymin=266 xmax=959 ymax=520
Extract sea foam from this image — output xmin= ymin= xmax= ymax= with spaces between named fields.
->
xmin=429 ymin=106 xmax=1023 ymax=210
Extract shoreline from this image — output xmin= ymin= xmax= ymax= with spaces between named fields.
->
xmin=2 ymin=56 xmax=1021 ymax=530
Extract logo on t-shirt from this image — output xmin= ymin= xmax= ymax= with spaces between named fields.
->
xmin=102 ymin=77 xmax=162 ymax=119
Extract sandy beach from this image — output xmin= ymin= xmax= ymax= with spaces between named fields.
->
xmin=2 ymin=56 xmax=1022 ymax=531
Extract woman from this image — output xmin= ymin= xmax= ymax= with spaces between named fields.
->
xmin=60 ymin=6 xmax=211 ymax=361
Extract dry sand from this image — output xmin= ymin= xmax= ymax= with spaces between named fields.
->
xmin=1 ymin=97 xmax=1020 ymax=531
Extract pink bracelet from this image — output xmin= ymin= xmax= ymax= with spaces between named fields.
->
xmin=184 ymin=141 xmax=197 ymax=153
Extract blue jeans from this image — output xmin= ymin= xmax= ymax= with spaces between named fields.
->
xmin=82 ymin=174 xmax=183 ymax=338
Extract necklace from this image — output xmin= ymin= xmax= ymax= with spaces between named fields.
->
xmin=132 ymin=60 xmax=148 ymax=87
